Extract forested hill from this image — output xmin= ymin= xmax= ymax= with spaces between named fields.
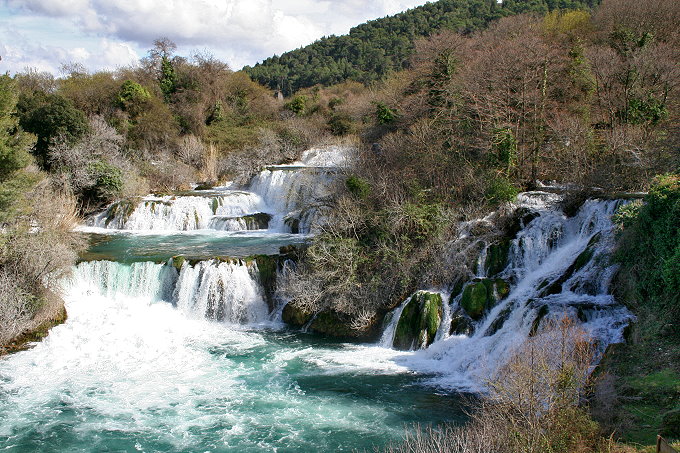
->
xmin=244 ymin=0 xmax=599 ymax=95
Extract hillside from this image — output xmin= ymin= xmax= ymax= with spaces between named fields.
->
xmin=244 ymin=0 xmax=600 ymax=95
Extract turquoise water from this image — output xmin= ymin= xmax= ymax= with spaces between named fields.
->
xmin=0 ymin=329 xmax=468 ymax=452
xmin=78 ymin=231 xmax=308 ymax=263
xmin=0 ymin=255 xmax=468 ymax=453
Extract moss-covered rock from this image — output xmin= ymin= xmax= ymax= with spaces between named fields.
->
xmin=195 ymin=182 xmax=216 ymax=190
xmin=171 ymin=255 xmax=185 ymax=272
xmin=310 ymin=310 xmax=366 ymax=338
xmin=460 ymin=278 xmax=510 ymax=320
xmin=461 ymin=281 xmax=488 ymax=320
xmin=393 ymin=291 xmax=443 ymax=350
xmin=282 ymin=302 xmax=313 ymax=327
xmin=529 ymin=304 xmax=549 ymax=337
xmin=449 ymin=309 xmax=475 ymax=336
xmin=485 ymin=240 xmax=511 ymax=276
xmin=485 ymin=306 xmax=512 ymax=336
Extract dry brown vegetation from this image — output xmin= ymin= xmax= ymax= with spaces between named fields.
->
xmin=384 ymin=318 xmax=634 ymax=453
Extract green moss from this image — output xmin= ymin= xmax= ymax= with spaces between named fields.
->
xmin=460 ymin=281 xmax=488 ymax=320
xmin=449 ymin=309 xmax=474 ymax=336
xmin=485 ymin=306 xmax=512 ymax=336
xmin=309 ymin=310 xmax=363 ymax=338
xmin=485 ymin=240 xmax=511 ymax=276
xmin=530 ymin=304 xmax=549 ymax=337
xmin=171 ymin=255 xmax=185 ymax=272
xmin=104 ymin=199 xmax=136 ymax=226
xmin=393 ymin=291 xmax=443 ymax=350
xmin=494 ymin=278 xmax=510 ymax=299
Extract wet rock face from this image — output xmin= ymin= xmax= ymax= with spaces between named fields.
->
xmin=282 ymin=302 xmax=313 ymax=327
xmin=393 ymin=291 xmax=443 ymax=351
xmin=449 ymin=308 xmax=475 ymax=336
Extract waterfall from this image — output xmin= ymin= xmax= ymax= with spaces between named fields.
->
xmin=70 ymin=260 xmax=177 ymax=301
xmin=383 ymin=194 xmax=634 ymax=390
xmin=174 ymin=260 xmax=269 ymax=324
xmin=85 ymin=146 xmax=351 ymax=234
xmin=89 ymin=192 xmax=268 ymax=231
xmin=69 ymin=259 xmax=270 ymax=325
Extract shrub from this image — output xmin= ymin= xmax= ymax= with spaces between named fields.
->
xmin=345 ymin=176 xmax=370 ymax=199
xmin=484 ymin=176 xmax=519 ymax=205
xmin=285 ymin=95 xmax=308 ymax=115
xmin=375 ymin=102 xmax=397 ymax=125
xmin=88 ymin=161 xmax=123 ymax=202
xmin=328 ymin=112 xmax=354 ymax=136
xmin=615 ymin=173 xmax=679 ymax=316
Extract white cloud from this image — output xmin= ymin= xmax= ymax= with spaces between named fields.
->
xmin=1 ymin=0 xmax=430 ymax=74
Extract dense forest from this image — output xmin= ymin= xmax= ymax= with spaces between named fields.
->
xmin=245 ymin=0 xmax=600 ymax=94
xmin=0 ymin=0 xmax=678 ymax=450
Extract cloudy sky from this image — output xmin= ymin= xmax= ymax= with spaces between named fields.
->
xmin=0 ymin=0 xmax=430 ymax=76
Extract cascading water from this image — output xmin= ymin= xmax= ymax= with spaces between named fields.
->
xmin=382 ymin=193 xmax=634 ymax=390
xmin=0 ymin=256 xmax=464 ymax=452
xmin=71 ymin=259 xmax=271 ymax=325
xmin=86 ymin=146 xmax=350 ymax=234
xmin=173 ymin=260 xmax=269 ymax=324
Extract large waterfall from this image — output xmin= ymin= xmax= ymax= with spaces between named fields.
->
xmin=70 ymin=259 xmax=272 ymax=325
xmin=87 ymin=146 xmax=349 ymax=234
xmin=381 ymin=192 xmax=633 ymax=390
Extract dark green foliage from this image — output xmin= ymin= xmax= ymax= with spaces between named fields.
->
xmin=17 ymin=93 xmax=88 ymax=165
xmin=493 ymin=128 xmax=518 ymax=170
xmin=0 ymin=76 xmax=33 ymax=181
xmin=625 ymin=96 xmax=668 ymax=126
xmin=345 ymin=176 xmax=370 ymax=199
xmin=615 ymin=174 xmax=680 ymax=317
xmin=660 ymin=409 xmax=680 ymax=438
xmin=0 ymin=75 xmax=36 ymax=222
xmin=245 ymin=0 xmax=598 ymax=95
xmin=159 ymin=56 xmax=177 ymax=101
xmin=87 ymin=161 xmax=123 ymax=202
xmin=285 ymin=95 xmax=308 ymax=115
xmin=484 ymin=176 xmax=519 ymax=205
xmin=116 ymin=80 xmax=151 ymax=116
xmin=375 ymin=102 xmax=397 ymax=125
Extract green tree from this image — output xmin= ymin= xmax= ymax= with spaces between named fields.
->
xmin=0 ymin=75 xmax=37 ymax=222
xmin=116 ymin=80 xmax=151 ymax=117
xmin=17 ymin=93 xmax=88 ymax=167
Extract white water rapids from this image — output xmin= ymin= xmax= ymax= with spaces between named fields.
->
xmin=380 ymin=192 xmax=633 ymax=390
xmin=87 ymin=146 xmax=348 ymax=234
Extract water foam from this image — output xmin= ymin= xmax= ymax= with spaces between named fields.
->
xmin=380 ymin=195 xmax=633 ymax=391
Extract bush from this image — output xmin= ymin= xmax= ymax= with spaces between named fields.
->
xmin=375 ymin=102 xmax=397 ymax=125
xmin=88 ymin=161 xmax=123 ymax=202
xmin=484 ymin=176 xmax=519 ymax=205
xmin=385 ymin=318 xmax=613 ymax=453
xmin=328 ymin=112 xmax=354 ymax=136
xmin=285 ymin=95 xmax=308 ymax=115
xmin=345 ymin=176 xmax=370 ymax=199
xmin=615 ymin=174 xmax=680 ymax=316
